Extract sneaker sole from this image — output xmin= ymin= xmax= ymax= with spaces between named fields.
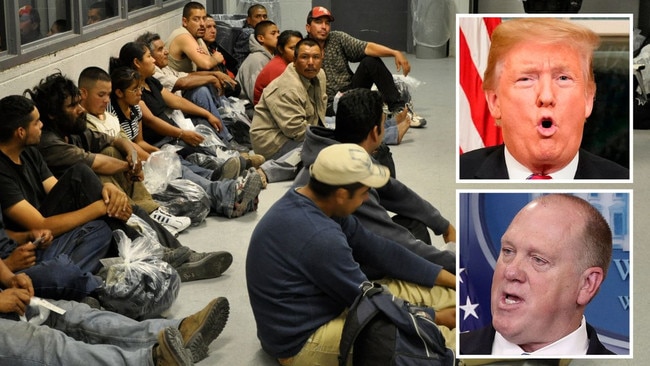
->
xmin=176 ymin=251 xmax=233 ymax=282
xmin=185 ymin=297 xmax=230 ymax=362
xmin=232 ymin=172 xmax=262 ymax=217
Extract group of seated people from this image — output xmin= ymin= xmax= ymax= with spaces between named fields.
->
xmin=0 ymin=2 xmax=454 ymax=365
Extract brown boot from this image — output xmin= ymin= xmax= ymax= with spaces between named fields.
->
xmin=153 ymin=327 xmax=194 ymax=366
xmin=240 ymin=152 xmax=266 ymax=169
xmin=179 ymin=297 xmax=230 ymax=362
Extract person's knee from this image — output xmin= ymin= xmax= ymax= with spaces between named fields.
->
xmin=359 ymin=56 xmax=385 ymax=70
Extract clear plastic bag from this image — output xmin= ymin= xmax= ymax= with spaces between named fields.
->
xmin=195 ymin=124 xmax=239 ymax=160
xmin=98 ymin=230 xmax=180 ymax=320
xmin=152 ymin=179 xmax=211 ymax=225
xmin=143 ymin=145 xmax=183 ymax=194
xmin=126 ymin=212 xmax=159 ymax=242
xmin=392 ymin=74 xmax=424 ymax=104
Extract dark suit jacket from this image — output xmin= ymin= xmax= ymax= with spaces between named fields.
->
xmin=459 ymin=145 xmax=629 ymax=179
xmin=459 ymin=323 xmax=615 ymax=355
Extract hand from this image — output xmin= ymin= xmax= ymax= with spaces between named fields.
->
xmin=0 ymin=288 xmax=32 ymax=316
xmin=101 ymin=183 xmax=132 ymax=221
xmin=4 ymin=245 xmax=37 ymax=271
xmin=211 ymin=78 xmax=225 ymax=95
xmin=180 ymin=130 xmax=205 ymax=147
xmin=29 ymin=229 xmax=53 ymax=250
xmin=9 ymin=273 xmax=34 ymax=296
xmin=443 ymin=224 xmax=456 ymax=243
xmin=207 ymin=115 xmax=223 ymax=132
xmin=394 ymin=52 xmax=411 ymax=76
xmin=215 ymin=71 xmax=236 ymax=87
xmin=125 ymin=156 xmax=144 ymax=182
xmin=212 ymin=50 xmax=224 ymax=64
xmin=434 ymin=307 xmax=455 ymax=329
xmin=434 ymin=269 xmax=456 ymax=290
xmin=125 ymin=169 xmax=144 ymax=182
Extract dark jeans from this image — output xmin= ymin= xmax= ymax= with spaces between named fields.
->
xmin=19 ymin=164 xmax=119 ymax=300
xmin=349 ymin=56 xmax=405 ymax=112
xmin=40 ymin=164 xmax=182 ymax=250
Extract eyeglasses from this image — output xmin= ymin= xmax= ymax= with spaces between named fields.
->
xmin=126 ymin=87 xmax=144 ymax=94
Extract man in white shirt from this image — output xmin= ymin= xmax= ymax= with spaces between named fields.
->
xmin=459 ymin=194 xmax=615 ymax=355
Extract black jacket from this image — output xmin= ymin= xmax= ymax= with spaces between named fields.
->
xmin=459 ymin=145 xmax=629 ymax=179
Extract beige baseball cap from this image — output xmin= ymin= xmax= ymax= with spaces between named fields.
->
xmin=309 ymin=144 xmax=390 ymax=188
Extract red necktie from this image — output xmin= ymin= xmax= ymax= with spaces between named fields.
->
xmin=527 ymin=174 xmax=552 ymax=180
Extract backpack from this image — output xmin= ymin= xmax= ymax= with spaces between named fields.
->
xmin=339 ymin=282 xmax=455 ymax=366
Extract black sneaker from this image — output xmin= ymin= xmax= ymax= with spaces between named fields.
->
xmin=162 ymin=246 xmax=192 ymax=268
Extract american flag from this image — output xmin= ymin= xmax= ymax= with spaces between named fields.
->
xmin=458 ymin=17 xmax=503 ymax=154
xmin=458 ymin=193 xmax=493 ymax=332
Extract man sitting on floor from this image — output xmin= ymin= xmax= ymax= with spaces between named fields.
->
xmin=295 ymin=88 xmax=455 ymax=276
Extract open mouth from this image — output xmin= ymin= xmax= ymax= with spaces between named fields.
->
xmin=537 ymin=117 xmax=557 ymax=137
xmin=504 ymin=293 xmax=523 ymax=305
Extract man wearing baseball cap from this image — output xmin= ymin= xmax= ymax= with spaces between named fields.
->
xmin=19 ymin=5 xmax=42 ymax=44
xmin=305 ymin=6 xmax=427 ymax=128
xmin=246 ymin=144 xmax=456 ymax=365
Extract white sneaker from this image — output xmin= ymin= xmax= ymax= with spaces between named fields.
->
xmin=150 ymin=208 xmax=191 ymax=237
xmin=405 ymin=102 xmax=427 ymax=128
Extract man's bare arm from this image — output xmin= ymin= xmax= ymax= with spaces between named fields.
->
xmin=364 ymin=42 xmax=411 ymax=76
xmin=172 ymin=33 xmax=220 ymax=70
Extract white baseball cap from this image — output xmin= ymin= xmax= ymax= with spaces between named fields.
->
xmin=309 ymin=144 xmax=390 ymax=188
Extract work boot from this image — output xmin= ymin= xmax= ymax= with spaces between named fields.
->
xmin=175 ymin=251 xmax=233 ymax=282
xmin=153 ymin=327 xmax=194 ymax=366
xmin=179 ymin=297 xmax=230 ymax=362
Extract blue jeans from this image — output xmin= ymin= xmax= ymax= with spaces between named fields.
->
xmin=20 ymin=255 xmax=102 ymax=301
xmin=181 ymin=157 xmax=213 ymax=180
xmin=383 ymin=117 xmax=399 ymax=145
xmin=37 ymin=220 xmax=112 ymax=274
xmin=180 ymin=162 xmax=235 ymax=217
xmin=0 ymin=300 xmax=179 ymax=365
xmin=22 ymin=220 xmax=111 ymax=300
xmin=260 ymin=143 xmax=303 ymax=183
xmin=184 ymin=85 xmax=234 ymax=142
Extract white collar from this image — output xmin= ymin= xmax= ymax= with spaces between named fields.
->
xmin=492 ymin=316 xmax=589 ymax=356
xmin=504 ymin=146 xmax=579 ymax=180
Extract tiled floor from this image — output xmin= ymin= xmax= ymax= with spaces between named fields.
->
xmin=163 ymin=53 xmax=645 ymax=365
